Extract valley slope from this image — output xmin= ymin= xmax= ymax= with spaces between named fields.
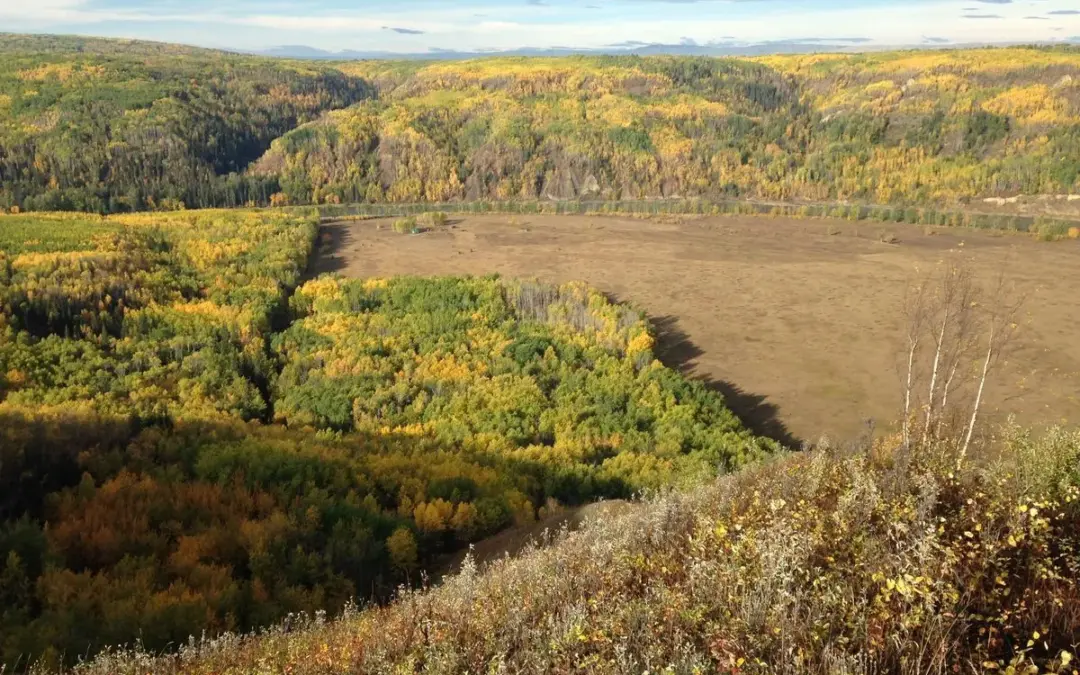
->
xmin=3 ymin=37 xmax=1080 ymax=217
xmin=0 ymin=210 xmax=772 ymax=669
xmin=0 ymin=34 xmax=372 ymax=213
xmin=260 ymin=48 xmax=1080 ymax=213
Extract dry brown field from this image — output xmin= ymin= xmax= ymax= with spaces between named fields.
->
xmin=312 ymin=214 xmax=1080 ymax=444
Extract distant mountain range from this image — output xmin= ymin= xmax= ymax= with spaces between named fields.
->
xmin=246 ymin=39 xmax=941 ymax=61
xmin=249 ymin=37 xmax=1080 ymax=61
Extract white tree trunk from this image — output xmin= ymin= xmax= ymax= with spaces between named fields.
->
xmin=961 ymin=326 xmax=995 ymax=463
xmin=939 ymin=358 xmax=961 ymax=430
xmin=903 ymin=336 xmax=919 ymax=448
xmin=923 ymin=306 xmax=950 ymax=445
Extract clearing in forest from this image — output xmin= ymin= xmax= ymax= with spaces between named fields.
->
xmin=314 ymin=213 xmax=1080 ymax=443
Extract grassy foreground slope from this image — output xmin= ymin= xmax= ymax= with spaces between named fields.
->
xmin=258 ymin=48 xmax=1080 ymax=209
xmin=69 ymin=425 xmax=1080 ymax=675
xmin=0 ymin=210 xmax=772 ymax=669
xmin=0 ymin=35 xmax=372 ymax=213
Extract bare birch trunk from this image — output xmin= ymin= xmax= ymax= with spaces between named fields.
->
xmin=937 ymin=358 xmax=962 ymax=448
xmin=902 ymin=335 xmax=919 ymax=448
xmin=922 ymin=306 xmax=950 ymax=446
xmin=961 ymin=325 xmax=995 ymax=464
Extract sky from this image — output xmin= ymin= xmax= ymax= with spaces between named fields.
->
xmin=1 ymin=0 xmax=1079 ymax=54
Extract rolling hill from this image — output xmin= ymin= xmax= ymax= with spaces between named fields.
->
xmin=259 ymin=49 xmax=1080 ymax=210
xmin=2 ymin=37 xmax=1080 ymax=215
xmin=0 ymin=34 xmax=372 ymax=213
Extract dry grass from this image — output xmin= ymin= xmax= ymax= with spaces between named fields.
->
xmin=62 ymin=425 xmax=1080 ymax=675
xmin=311 ymin=214 xmax=1080 ymax=442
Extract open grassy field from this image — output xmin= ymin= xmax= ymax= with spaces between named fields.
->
xmin=313 ymin=214 xmax=1080 ymax=443
xmin=0 ymin=213 xmax=121 ymax=253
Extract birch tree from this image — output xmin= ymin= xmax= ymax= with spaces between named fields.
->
xmin=899 ymin=256 xmax=1023 ymax=459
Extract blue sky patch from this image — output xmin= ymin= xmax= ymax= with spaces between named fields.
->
xmin=1 ymin=0 xmax=1078 ymax=54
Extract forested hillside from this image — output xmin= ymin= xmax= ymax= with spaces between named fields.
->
xmin=0 ymin=210 xmax=772 ymax=669
xmin=259 ymin=48 xmax=1080 ymax=208
xmin=759 ymin=49 xmax=1080 ymax=203
xmin=257 ymin=57 xmax=809 ymax=204
xmin=3 ymin=37 xmax=1079 ymax=214
xmin=0 ymin=35 xmax=372 ymax=213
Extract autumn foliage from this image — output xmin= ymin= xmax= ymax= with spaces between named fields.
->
xmin=54 ymin=425 xmax=1080 ymax=675
xmin=4 ymin=38 xmax=1080 ymax=216
xmin=0 ymin=211 xmax=771 ymax=670
xmin=0 ymin=35 xmax=371 ymax=214
xmin=260 ymin=48 xmax=1080 ymax=209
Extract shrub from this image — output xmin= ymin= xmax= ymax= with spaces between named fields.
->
xmin=1032 ymin=217 xmax=1072 ymax=241
xmin=392 ymin=216 xmax=417 ymax=234
xmin=418 ymin=211 xmax=449 ymax=229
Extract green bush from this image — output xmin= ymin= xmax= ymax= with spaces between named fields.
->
xmin=1032 ymin=217 xmax=1073 ymax=241
xmin=392 ymin=216 xmax=417 ymax=234
xmin=418 ymin=211 xmax=449 ymax=229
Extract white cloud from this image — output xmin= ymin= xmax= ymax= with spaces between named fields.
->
xmin=0 ymin=0 xmax=1078 ymax=52
xmin=238 ymin=15 xmax=388 ymax=31
xmin=0 ymin=0 xmax=87 ymax=21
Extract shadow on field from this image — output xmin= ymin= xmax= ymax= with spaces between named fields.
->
xmin=650 ymin=314 xmax=802 ymax=449
xmin=307 ymin=222 xmax=352 ymax=278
